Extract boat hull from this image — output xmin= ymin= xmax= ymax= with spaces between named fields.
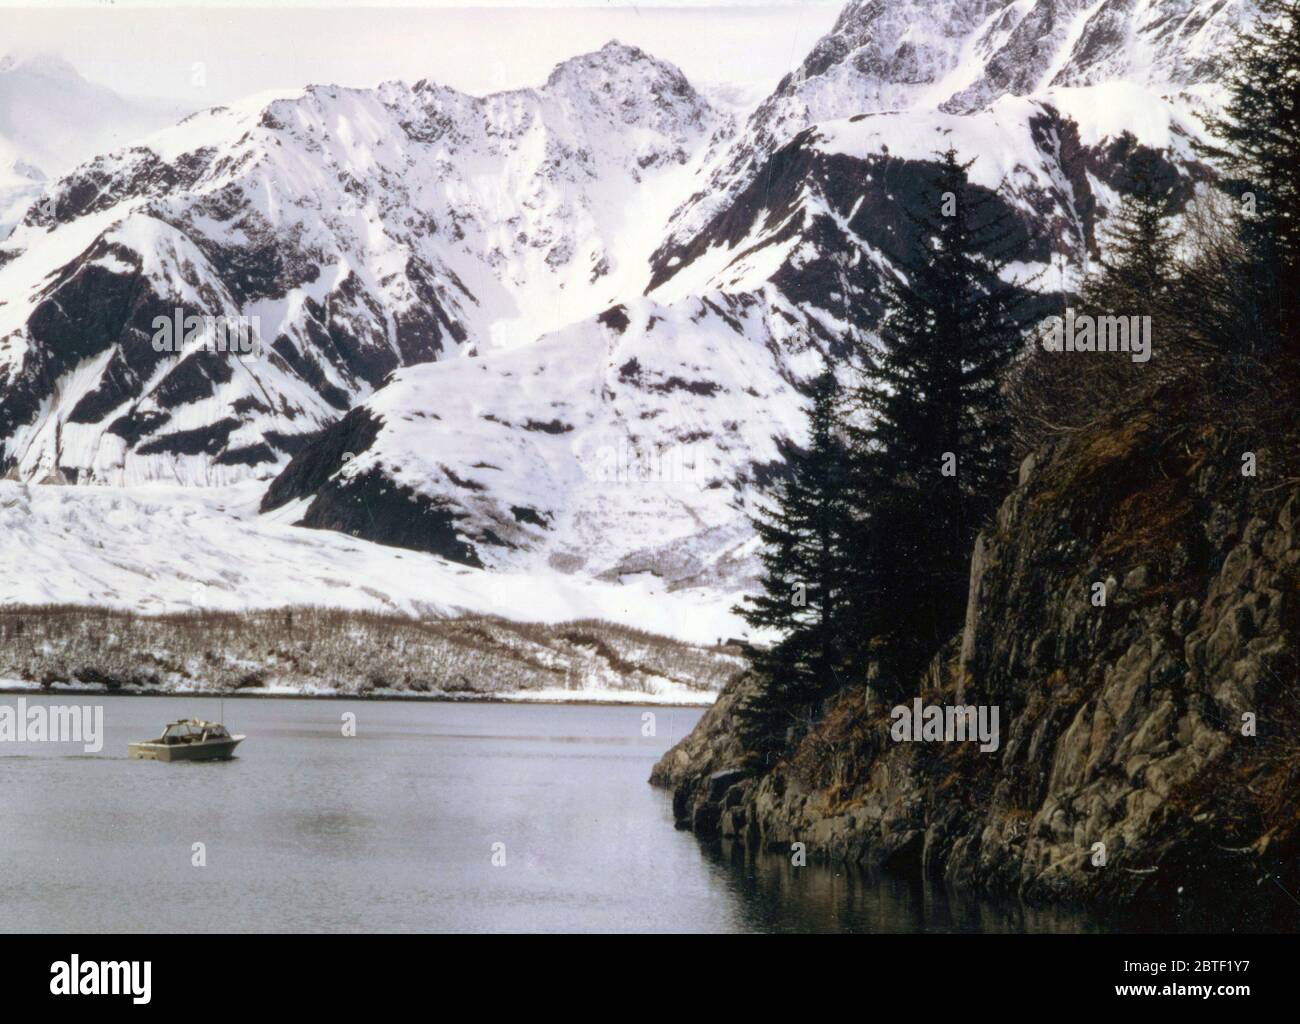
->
xmin=128 ymin=737 xmax=244 ymax=762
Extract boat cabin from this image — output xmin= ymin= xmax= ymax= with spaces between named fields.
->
xmin=160 ymin=720 xmax=231 ymax=745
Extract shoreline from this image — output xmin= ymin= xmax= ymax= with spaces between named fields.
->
xmin=0 ymin=683 xmax=717 ymax=710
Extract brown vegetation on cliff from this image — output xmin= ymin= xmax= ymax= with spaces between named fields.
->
xmin=654 ymin=369 xmax=1300 ymax=926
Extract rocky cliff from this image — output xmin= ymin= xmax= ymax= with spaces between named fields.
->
xmin=652 ymin=376 xmax=1300 ymax=927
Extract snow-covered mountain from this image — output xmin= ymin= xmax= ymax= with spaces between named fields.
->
xmin=0 ymin=42 xmax=723 ymax=486
xmin=260 ymin=83 xmax=1208 ymax=591
xmin=0 ymin=51 xmax=183 ymax=239
xmin=650 ymin=84 xmax=1209 ymax=304
xmin=260 ymin=292 xmax=808 ymax=589
xmin=0 ymin=1 xmax=1262 ymax=617
xmin=0 ymin=153 xmax=44 ymax=244
xmin=661 ymin=0 xmax=1251 ymax=248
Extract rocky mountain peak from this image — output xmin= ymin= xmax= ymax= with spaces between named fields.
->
xmin=661 ymin=0 xmax=1254 ymax=253
xmin=540 ymin=39 xmax=716 ymax=137
xmin=0 ymin=38 xmax=727 ymax=486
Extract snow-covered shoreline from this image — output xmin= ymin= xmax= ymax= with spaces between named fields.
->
xmin=0 ymin=600 xmax=740 ymax=705
xmin=0 ymin=679 xmax=717 ymax=707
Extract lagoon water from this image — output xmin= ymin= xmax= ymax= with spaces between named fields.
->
xmin=0 ymin=694 xmax=1102 ymax=933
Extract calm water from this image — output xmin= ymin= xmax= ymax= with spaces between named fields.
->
xmin=0 ymin=694 xmax=1102 ymax=933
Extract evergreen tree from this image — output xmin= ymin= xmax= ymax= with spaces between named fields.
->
xmin=1199 ymin=0 xmax=1300 ymax=350
xmin=1082 ymin=147 xmax=1178 ymax=313
xmin=1068 ymin=146 xmax=1180 ymax=395
xmin=735 ymin=369 xmax=856 ymax=750
xmin=851 ymin=149 xmax=1030 ymax=680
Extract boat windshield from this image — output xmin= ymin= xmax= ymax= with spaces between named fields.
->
xmin=204 ymin=725 xmax=230 ymax=738
xmin=162 ymin=723 xmax=200 ymax=742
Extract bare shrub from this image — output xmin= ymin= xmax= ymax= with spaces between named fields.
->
xmin=0 ymin=606 xmax=743 ymax=700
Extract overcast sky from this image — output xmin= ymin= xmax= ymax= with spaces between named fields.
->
xmin=1 ymin=2 xmax=843 ymax=108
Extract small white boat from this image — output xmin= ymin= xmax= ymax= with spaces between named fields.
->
xmin=128 ymin=719 xmax=244 ymax=762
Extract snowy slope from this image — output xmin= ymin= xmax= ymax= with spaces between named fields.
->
xmin=0 ymin=51 xmax=183 ymax=238
xmin=661 ymin=0 xmax=1252 ymax=249
xmin=261 ymin=292 xmax=812 ymax=590
xmin=262 ymin=85 xmax=1210 ymax=591
xmin=0 ymin=479 xmax=746 ymax=647
xmin=254 ymin=2 xmax=1238 ymax=599
xmin=0 ymin=43 xmax=724 ymax=486
xmin=0 ymin=146 xmax=44 ymax=243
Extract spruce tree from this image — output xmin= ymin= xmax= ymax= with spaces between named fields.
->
xmin=1199 ymin=0 xmax=1300 ymax=350
xmin=852 ymin=149 xmax=1029 ymax=680
xmin=1082 ymin=147 xmax=1178 ymax=313
xmin=1072 ymin=146 xmax=1179 ymax=394
xmin=735 ymin=369 xmax=856 ymax=751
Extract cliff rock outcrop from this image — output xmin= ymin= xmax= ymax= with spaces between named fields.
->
xmin=653 ymin=380 xmax=1300 ymax=926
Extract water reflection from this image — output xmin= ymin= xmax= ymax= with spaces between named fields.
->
xmin=703 ymin=840 xmax=1106 ymax=934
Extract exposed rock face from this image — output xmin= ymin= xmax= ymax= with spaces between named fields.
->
xmin=649 ymin=99 xmax=1204 ymax=306
xmin=654 ymin=383 xmax=1300 ymax=925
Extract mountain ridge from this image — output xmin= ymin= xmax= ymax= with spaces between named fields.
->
xmin=0 ymin=3 xmax=1261 ymax=613
xmin=0 ymin=41 xmax=724 ymax=486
